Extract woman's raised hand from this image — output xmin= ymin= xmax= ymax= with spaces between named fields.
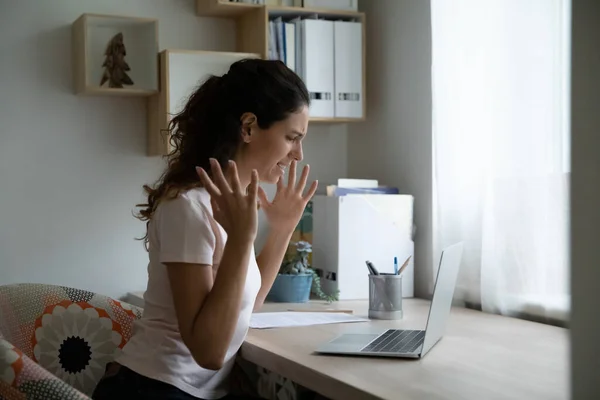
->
xmin=258 ymin=160 xmax=318 ymax=233
xmin=196 ymin=158 xmax=259 ymax=243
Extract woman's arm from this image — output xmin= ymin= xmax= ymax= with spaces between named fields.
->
xmin=164 ymin=161 xmax=259 ymax=371
xmin=166 ymin=233 xmax=254 ymax=371
xmin=254 ymin=227 xmax=294 ymax=311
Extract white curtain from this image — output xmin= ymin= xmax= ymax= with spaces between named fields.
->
xmin=431 ymin=0 xmax=571 ymax=323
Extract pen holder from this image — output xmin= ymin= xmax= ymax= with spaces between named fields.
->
xmin=368 ymin=274 xmax=403 ymax=320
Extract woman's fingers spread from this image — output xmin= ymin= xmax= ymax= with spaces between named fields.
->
xmin=257 ymin=186 xmax=269 ymax=208
xmin=227 ymin=160 xmax=243 ymax=194
xmin=210 ymin=196 xmax=224 ymax=225
xmin=225 ymin=161 xmax=235 ymax=189
xmin=287 ymin=160 xmax=297 ymax=189
xmin=196 ymin=166 xmax=221 ymax=197
xmin=210 ymin=158 xmax=232 ymax=194
xmin=248 ymin=169 xmax=259 ymax=203
xmin=210 ymin=195 xmax=220 ymax=212
xmin=296 ymin=164 xmax=310 ymax=193
xmin=303 ymin=180 xmax=319 ymax=201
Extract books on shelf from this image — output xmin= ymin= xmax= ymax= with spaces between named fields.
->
xmin=326 ymin=179 xmax=400 ymax=197
xmin=268 ymin=12 xmax=363 ymax=119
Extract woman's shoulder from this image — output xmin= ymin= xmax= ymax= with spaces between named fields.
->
xmin=155 ymin=187 xmax=212 ymax=220
xmin=148 ymin=186 xmax=222 ymax=261
xmin=178 ymin=187 xmax=211 ymax=207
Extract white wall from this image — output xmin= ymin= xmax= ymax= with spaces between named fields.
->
xmin=570 ymin=0 xmax=600 ymax=397
xmin=0 ymin=0 xmax=347 ymax=299
xmin=347 ymin=0 xmax=433 ymax=297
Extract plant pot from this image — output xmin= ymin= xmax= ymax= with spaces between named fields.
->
xmin=266 ymin=273 xmax=313 ymax=303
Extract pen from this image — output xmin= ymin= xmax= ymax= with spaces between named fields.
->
xmin=394 ymin=257 xmax=398 ymax=275
xmin=397 ymin=255 xmax=411 ymax=275
xmin=365 ymin=261 xmax=374 ymax=275
xmin=365 ymin=260 xmax=379 ymax=275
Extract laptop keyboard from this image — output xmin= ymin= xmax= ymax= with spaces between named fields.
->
xmin=360 ymin=329 xmax=425 ymax=354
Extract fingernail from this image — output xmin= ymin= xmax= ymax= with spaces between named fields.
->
xmin=228 ymin=160 xmax=234 ymax=165
xmin=209 ymin=158 xmax=216 ymax=165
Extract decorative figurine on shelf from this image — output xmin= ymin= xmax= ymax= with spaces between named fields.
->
xmin=100 ymin=32 xmax=134 ymax=88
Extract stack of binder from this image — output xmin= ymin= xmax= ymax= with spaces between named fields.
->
xmin=268 ymin=14 xmax=363 ymax=119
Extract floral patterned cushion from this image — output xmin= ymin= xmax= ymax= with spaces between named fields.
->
xmin=0 ymin=337 xmax=89 ymax=399
xmin=0 ymin=283 xmax=142 ymax=398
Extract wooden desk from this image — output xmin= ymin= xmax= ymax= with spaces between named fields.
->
xmin=243 ymin=299 xmax=569 ymax=400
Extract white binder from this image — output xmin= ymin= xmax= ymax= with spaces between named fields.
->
xmin=311 ymin=194 xmax=415 ymax=300
xmin=301 ymin=19 xmax=335 ymax=118
xmin=284 ymin=22 xmax=296 ymax=72
xmin=291 ymin=17 xmax=303 ymax=78
xmin=334 ymin=20 xmax=363 ymax=118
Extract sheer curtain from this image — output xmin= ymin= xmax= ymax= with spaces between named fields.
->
xmin=431 ymin=0 xmax=571 ymax=323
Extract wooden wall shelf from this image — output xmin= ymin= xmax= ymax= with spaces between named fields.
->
xmin=196 ymin=0 xmax=263 ymax=17
xmin=72 ymin=13 xmax=159 ymax=96
xmin=266 ymin=5 xmax=363 ymax=18
xmin=197 ymin=0 xmax=363 ymax=19
xmin=71 ymin=3 xmax=368 ymax=157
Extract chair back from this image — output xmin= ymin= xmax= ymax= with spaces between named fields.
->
xmin=0 ymin=283 xmax=142 ymax=397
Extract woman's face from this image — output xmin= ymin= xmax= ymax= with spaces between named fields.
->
xmin=238 ymin=106 xmax=309 ymax=185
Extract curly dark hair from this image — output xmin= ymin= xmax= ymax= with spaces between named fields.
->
xmin=135 ymin=58 xmax=310 ymax=247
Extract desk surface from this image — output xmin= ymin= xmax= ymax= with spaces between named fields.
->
xmin=244 ymin=299 xmax=568 ymax=400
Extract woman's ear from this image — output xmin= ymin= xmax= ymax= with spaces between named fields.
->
xmin=240 ymin=112 xmax=257 ymax=143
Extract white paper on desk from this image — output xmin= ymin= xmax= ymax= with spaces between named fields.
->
xmin=249 ymin=312 xmax=368 ymax=329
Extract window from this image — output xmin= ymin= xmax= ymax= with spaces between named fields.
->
xmin=431 ymin=0 xmax=571 ymax=324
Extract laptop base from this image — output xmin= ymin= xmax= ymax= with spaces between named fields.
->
xmin=315 ymin=329 xmax=424 ymax=358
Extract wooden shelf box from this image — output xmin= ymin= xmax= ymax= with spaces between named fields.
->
xmin=196 ymin=0 xmax=263 ymax=17
xmin=196 ymin=0 xmax=367 ymax=123
xmin=147 ymin=50 xmax=259 ymax=156
xmin=72 ymin=13 xmax=159 ymax=96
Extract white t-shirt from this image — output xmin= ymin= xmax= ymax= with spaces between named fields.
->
xmin=116 ymin=187 xmax=262 ymax=399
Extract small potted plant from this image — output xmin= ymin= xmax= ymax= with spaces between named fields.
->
xmin=267 ymin=241 xmax=339 ymax=303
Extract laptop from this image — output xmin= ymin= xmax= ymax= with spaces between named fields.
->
xmin=314 ymin=242 xmax=464 ymax=359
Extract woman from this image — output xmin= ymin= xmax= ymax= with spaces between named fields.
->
xmin=92 ymin=58 xmax=318 ymax=400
